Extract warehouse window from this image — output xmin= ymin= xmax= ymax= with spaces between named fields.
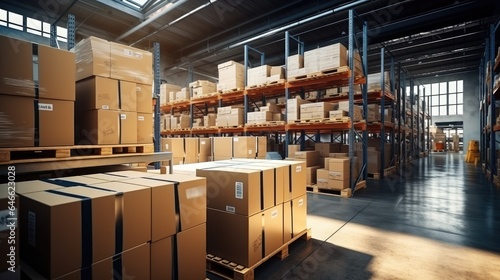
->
xmin=427 ymin=80 xmax=463 ymax=116
xmin=8 ymin=11 xmax=23 ymax=31
xmin=0 ymin=9 xmax=7 ymax=26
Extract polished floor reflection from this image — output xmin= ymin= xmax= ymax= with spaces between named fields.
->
xmin=209 ymin=152 xmax=500 ymax=279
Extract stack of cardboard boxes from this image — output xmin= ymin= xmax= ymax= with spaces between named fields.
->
xmin=246 ymin=65 xmax=285 ymax=87
xmin=367 ymin=72 xmax=392 ymax=92
xmin=247 ymin=103 xmax=282 ymax=124
xmin=74 ymin=36 xmax=153 ymax=145
xmin=216 ymin=106 xmax=244 ymax=127
xmin=286 ymin=54 xmax=306 ymax=79
xmin=196 ymin=159 xmax=307 ymax=268
xmin=0 ymin=35 xmax=75 ymax=147
xmin=338 ymin=101 xmax=363 ymax=122
xmin=286 ymin=97 xmax=311 ymax=122
xmin=300 ymin=102 xmax=337 ymax=120
xmin=217 ymin=60 xmax=245 ymax=91
xmin=465 ymin=140 xmax=480 ymax=163
xmin=160 ymin=83 xmax=182 ymax=106
xmin=189 ymin=80 xmax=217 ymax=99
xmin=366 ymin=104 xmax=381 ymax=123
xmin=15 ymin=172 xmax=206 ymax=280
xmin=305 ymin=43 xmax=348 ymax=73
xmin=174 ymin=87 xmax=190 ymax=101
xmin=204 ymin=113 xmax=217 ymax=128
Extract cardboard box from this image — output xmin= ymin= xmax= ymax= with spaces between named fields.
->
xmin=247 ymin=111 xmax=273 ymax=124
xmin=267 ymin=160 xmax=306 ymax=202
xmin=204 ymin=113 xmax=217 ymax=127
xmin=127 ymin=175 xmax=206 ymax=237
xmin=294 ymin=151 xmax=321 ymax=167
xmin=306 ymin=166 xmax=321 ymax=185
xmin=218 ymin=61 xmax=245 ymax=90
xmin=20 ymin=187 xmax=117 ymax=279
xmin=207 ymin=208 xmax=262 ymax=267
xmin=136 ymin=84 xmax=152 ymax=113
xmin=75 ymin=76 xmax=119 ymax=110
xmin=286 ymin=98 xmax=311 ymax=121
xmin=118 ymin=80 xmax=137 ymax=112
xmin=0 ymin=96 xmax=74 ymax=147
xmin=119 ymin=111 xmax=138 ymax=144
xmin=74 ymin=36 xmax=111 ymax=81
xmin=288 ymin=144 xmax=301 ymax=158
xmin=160 ymin=84 xmax=182 ymax=106
xmin=230 ymin=165 xmax=275 ymax=210
xmin=151 ymin=236 xmax=173 ymax=280
xmin=213 ymin=137 xmax=233 ymax=158
xmin=184 ymin=138 xmax=199 ymax=162
xmin=264 ymin=205 xmax=284 ymax=256
xmin=76 ymin=109 xmax=119 ymax=145
xmin=247 ymin=65 xmax=271 ymax=86
xmin=233 ymin=136 xmax=256 ymax=158
xmin=197 ymin=167 xmax=261 ymax=216
xmin=283 ymin=201 xmax=292 ymax=243
xmin=199 ymin=138 xmax=211 ymax=157
xmin=137 ymin=113 xmax=153 ymax=144
xmin=315 ymin=143 xmax=341 ymax=157
xmin=292 ymin=194 xmax=307 ymax=236
xmin=330 ymin=110 xmax=348 ymax=119
xmin=38 ymin=43 xmax=76 ymax=101
xmin=162 ymin=138 xmax=184 ymax=158
xmin=110 ymin=42 xmax=153 ymax=84
xmin=257 ymin=136 xmax=267 ymax=158
xmin=328 ymin=179 xmax=349 ymax=190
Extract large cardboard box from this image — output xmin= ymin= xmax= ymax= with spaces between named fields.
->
xmin=288 ymin=144 xmax=301 ymax=158
xmin=197 ymin=167 xmax=261 ymax=216
xmin=74 ymin=36 xmax=111 ymax=81
xmin=292 ymin=194 xmax=307 ymax=236
xmin=184 ymin=138 xmax=199 ymax=162
xmin=162 ymin=138 xmax=185 ymax=158
xmin=207 ymin=208 xmax=262 ymax=267
xmin=213 ymin=137 xmax=233 ymax=158
xmin=136 ymin=83 xmax=152 ymax=113
xmin=199 ymin=137 xmax=211 ymax=157
xmin=0 ymin=35 xmax=75 ymax=100
xmin=286 ymin=98 xmax=310 ymax=121
xmin=218 ymin=60 xmax=245 ymax=90
xmin=328 ymin=158 xmax=350 ymax=181
xmin=119 ymin=80 xmax=137 ymax=112
xmin=119 ymin=111 xmax=138 ymax=144
xmin=137 ymin=113 xmax=153 ymax=144
xmin=110 ymin=42 xmax=153 ymax=85
xmin=233 ymin=136 xmax=256 ymax=158
xmin=247 ymin=65 xmax=271 ymax=86
xmin=20 ymin=187 xmax=117 ymax=279
xmin=294 ymin=151 xmax=321 ymax=167
xmin=315 ymin=143 xmax=342 ymax=157
xmin=257 ymin=136 xmax=268 ymax=158
xmin=0 ymin=95 xmax=74 ymax=147
xmin=76 ymin=76 xmax=119 ymax=110
xmin=264 ymin=205 xmax=284 ymax=256
xmin=76 ymin=109 xmax=119 ymax=145
xmin=126 ymin=175 xmax=206 ymax=241
xmin=266 ymin=160 xmax=306 ymax=202
xmin=230 ymin=165 xmax=275 ymax=210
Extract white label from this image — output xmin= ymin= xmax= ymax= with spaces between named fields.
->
xmin=233 ymin=138 xmax=239 ymax=142
xmin=271 ymin=210 xmax=278 ymax=219
xmin=201 ymin=141 xmax=206 ymax=145
xmin=166 ymin=144 xmax=169 ymax=150
xmin=138 ymin=116 xmax=145 ymax=121
xmin=0 ymin=210 xmax=10 ymax=231
xmin=101 ymin=105 xmax=110 ymax=110
xmin=296 ymin=166 xmax=302 ymax=173
xmin=186 ymin=186 xmax=205 ymax=199
xmin=248 ymin=150 xmax=253 ymax=154
xmin=120 ymin=114 xmax=127 ymax=120
xmin=134 ymin=52 xmax=143 ymax=59
xmin=123 ymin=49 xmax=134 ymax=57
xmin=235 ymin=182 xmax=243 ymax=199
xmin=298 ymin=199 xmax=304 ymax=207
xmin=38 ymin=103 xmax=53 ymax=111
xmin=226 ymin=206 xmax=236 ymax=213
xmin=28 ymin=211 xmax=36 ymax=247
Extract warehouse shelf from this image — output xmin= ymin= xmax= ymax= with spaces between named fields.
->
xmin=161 ymin=129 xmax=192 ymax=136
xmin=191 ymin=93 xmax=219 ymax=105
xmin=286 ymin=121 xmax=366 ymax=132
xmin=245 ymin=123 xmax=287 ymax=133
xmin=286 ymin=69 xmax=365 ymax=92
xmin=245 ymin=81 xmax=287 ymax=97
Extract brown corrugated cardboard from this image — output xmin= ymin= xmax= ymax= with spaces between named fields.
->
xmin=233 ymin=136 xmax=256 ymax=158
xmin=213 ymin=137 xmax=233 ymax=158
xmin=151 ymin=236 xmax=173 ymax=280
xmin=288 ymin=144 xmax=300 ymax=158
xmin=82 ymin=173 xmax=131 ymax=182
xmin=91 ymin=243 xmax=150 ymax=280
xmin=75 ymin=76 xmax=119 ymax=110
xmin=76 ymin=109 xmax=119 ymax=145
xmin=199 ymin=138 xmax=211 ymax=157
xmin=0 ymin=95 xmax=33 ymax=147
xmin=207 ymin=208 xmax=262 ymax=267
xmin=197 ymin=167 xmax=261 ymax=216
xmin=292 ymin=194 xmax=307 ymax=236
xmin=203 ymin=113 xmax=217 ymax=127
xmin=0 ymin=35 xmax=35 ymax=97
xmin=20 ymin=187 xmax=116 ymax=279
xmin=314 ymin=143 xmax=342 ymax=157
xmin=136 ymin=84 xmax=152 ymax=113
xmin=110 ymin=42 xmax=153 ymax=85
xmin=86 ymin=181 xmax=152 ymax=251
xmin=230 ymin=165 xmax=275 ymax=210
xmin=328 ymin=158 xmax=350 ymax=172
xmin=137 ymin=113 xmax=153 ymax=144
xmin=306 ymin=166 xmax=320 ymax=185
xmin=74 ymin=36 xmax=111 ymax=81
xmin=268 ymin=160 xmax=306 ymax=202
xmin=294 ymin=151 xmax=321 ymax=167
xmin=264 ymin=205 xmax=284 ymax=256
xmin=176 ymin=223 xmax=207 ymax=280
xmin=38 ymin=44 xmax=76 ymax=101
xmin=257 ymin=136 xmax=268 ymax=158
xmin=328 ymin=179 xmax=349 ymax=190
xmin=184 ymin=138 xmax=199 ymax=161
xmin=162 ymin=138 xmax=184 ymax=158
xmin=119 ymin=80 xmax=137 ymax=112
xmin=283 ymin=201 xmax=292 ymax=243
xmin=286 ymin=98 xmax=310 ymax=121
xmin=119 ymin=111 xmax=137 ymax=144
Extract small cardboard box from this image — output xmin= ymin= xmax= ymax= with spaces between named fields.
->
xmin=233 ymin=136 xmax=256 ymax=158
xmin=110 ymin=42 xmax=153 ymax=84
xmin=75 ymin=76 xmax=119 ymax=110
xmin=213 ymin=137 xmax=233 ymax=158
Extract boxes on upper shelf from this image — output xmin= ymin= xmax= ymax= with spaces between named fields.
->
xmin=160 ymin=83 xmax=182 ymax=106
xmin=204 ymin=113 xmax=217 ymax=127
xmin=247 ymin=111 xmax=273 ymax=124
xmin=305 ymin=43 xmax=348 ymax=73
xmin=287 ymin=97 xmax=311 ymax=122
xmin=218 ymin=60 xmax=245 ymax=91
xmin=300 ymin=102 xmax=336 ymax=120
xmin=190 ymin=80 xmax=217 ymax=98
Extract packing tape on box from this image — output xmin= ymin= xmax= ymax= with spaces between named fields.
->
xmin=44 ymin=190 xmax=93 ymax=278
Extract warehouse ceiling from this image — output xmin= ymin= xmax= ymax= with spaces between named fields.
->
xmin=1 ymin=0 xmax=499 ymax=80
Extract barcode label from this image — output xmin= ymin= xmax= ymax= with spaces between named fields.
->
xmin=102 ymin=105 xmax=109 ymax=110
xmin=226 ymin=206 xmax=236 ymax=213
xmin=296 ymin=166 xmax=302 ymax=172
xmin=28 ymin=211 xmax=36 ymax=247
xmin=298 ymin=199 xmax=304 ymax=207
xmin=0 ymin=210 xmax=9 ymax=231
xmin=271 ymin=210 xmax=278 ymax=219
xmin=235 ymin=182 xmax=243 ymax=199
xmin=38 ymin=103 xmax=53 ymax=111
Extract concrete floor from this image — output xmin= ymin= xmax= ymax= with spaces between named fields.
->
xmin=209 ymin=152 xmax=500 ymax=280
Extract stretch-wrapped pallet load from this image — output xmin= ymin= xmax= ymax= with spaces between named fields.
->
xmin=0 ymin=35 xmax=75 ymax=147
xmin=74 ymin=36 xmax=153 ymax=145
xmin=217 ymin=60 xmax=245 ymax=91
xmin=367 ymin=71 xmax=392 ymax=92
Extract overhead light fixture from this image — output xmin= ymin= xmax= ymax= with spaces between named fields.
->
xmin=341 ymin=31 xmax=346 ymax=35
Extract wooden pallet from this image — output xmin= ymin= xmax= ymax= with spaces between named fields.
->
xmin=289 ymin=66 xmax=350 ymax=81
xmin=287 ymin=118 xmax=330 ymax=124
xmin=246 ymin=121 xmax=285 ymax=127
xmin=169 ymin=99 xmax=190 ymax=104
xmin=191 ymin=91 xmax=219 ymax=100
xmin=219 ymin=88 xmax=243 ymax=95
xmin=170 ymin=128 xmax=191 ymax=131
xmin=206 ymin=228 xmax=311 ymax=280
xmin=245 ymin=79 xmax=286 ymax=89
xmin=307 ymin=181 xmax=366 ymax=197
xmin=0 ymin=144 xmax=154 ymax=162
xmin=326 ymin=117 xmax=350 ymax=123
xmin=218 ymin=125 xmax=244 ymax=129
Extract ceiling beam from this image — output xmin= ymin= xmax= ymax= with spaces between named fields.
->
xmin=87 ymin=0 xmax=144 ymax=19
